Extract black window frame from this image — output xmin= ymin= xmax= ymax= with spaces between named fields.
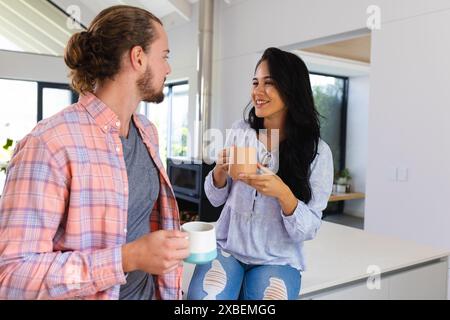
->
xmin=37 ymin=81 xmax=78 ymax=121
xmin=141 ymin=80 xmax=189 ymax=160
xmin=310 ymin=72 xmax=349 ymax=215
xmin=0 ymin=77 xmax=77 ymax=124
xmin=310 ymin=71 xmax=349 ymax=173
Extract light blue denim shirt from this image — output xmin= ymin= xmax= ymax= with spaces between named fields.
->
xmin=205 ymin=120 xmax=334 ymax=271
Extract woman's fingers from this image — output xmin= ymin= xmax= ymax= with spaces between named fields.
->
xmin=239 ymin=173 xmax=270 ymax=181
xmin=257 ymin=163 xmax=275 ymax=175
xmin=217 ymin=148 xmax=230 ymax=165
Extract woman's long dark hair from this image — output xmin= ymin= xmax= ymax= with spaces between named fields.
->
xmin=245 ymin=47 xmax=321 ymax=203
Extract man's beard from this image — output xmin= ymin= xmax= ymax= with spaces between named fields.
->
xmin=137 ymin=66 xmax=165 ymax=103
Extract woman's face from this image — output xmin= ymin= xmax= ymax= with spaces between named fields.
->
xmin=251 ymin=60 xmax=286 ymax=119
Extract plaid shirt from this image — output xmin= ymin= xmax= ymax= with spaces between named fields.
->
xmin=0 ymin=93 xmax=182 ymax=300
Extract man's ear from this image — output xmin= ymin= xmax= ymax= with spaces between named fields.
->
xmin=129 ymin=45 xmax=146 ymax=71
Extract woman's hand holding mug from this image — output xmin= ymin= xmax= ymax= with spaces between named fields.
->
xmin=213 ymin=148 xmax=230 ymax=188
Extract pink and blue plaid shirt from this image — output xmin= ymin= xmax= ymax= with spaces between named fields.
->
xmin=0 ymin=92 xmax=182 ymax=300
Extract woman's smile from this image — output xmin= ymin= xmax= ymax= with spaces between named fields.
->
xmin=255 ymin=99 xmax=270 ymax=108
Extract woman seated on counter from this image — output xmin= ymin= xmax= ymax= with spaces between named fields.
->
xmin=187 ymin=47 xmax=334 ymax=300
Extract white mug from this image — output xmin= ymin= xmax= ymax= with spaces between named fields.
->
xmin=181 ymin=222 xmax=217 ymax=264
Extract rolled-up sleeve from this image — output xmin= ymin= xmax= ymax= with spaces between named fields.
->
xmin=204 ymin=170 xmax=232 ymax=207
xmin=281 ymin=142 xmax=334 ymax=242
xmin=0 ymin=135 xmax=126 ymax=299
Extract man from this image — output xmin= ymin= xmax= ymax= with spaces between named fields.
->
xmin=0 ymin=5 xmax=189 ymax=300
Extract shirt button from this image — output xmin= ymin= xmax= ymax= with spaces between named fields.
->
xmin=124 ymin=187 xmax=128 ymax=193
xmin=124 ymin=228 xmax=127 ymax=233
xmin=116 ymin=121 xmax=121 ymax=128
xmin=116 ymin=146 xmax=120 ymax=153
xmin=104 ymin=125 xmax=108 ymax=131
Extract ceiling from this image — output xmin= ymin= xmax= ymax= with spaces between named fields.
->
xmin=302 ymin=34 xmax=372 ymax=64
xmin=52 ymin=0 xmax=199 ymax=27
xmin=0 ymin=0 xmax=199 ymax=56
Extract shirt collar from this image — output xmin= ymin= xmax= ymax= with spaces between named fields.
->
xmin=78 ymin=92 xmax=151 ymax=140
xmin=78 ymin=92 xmax=119 ymax=134
xmin=132 ymin=113 xmax=150 ymax=141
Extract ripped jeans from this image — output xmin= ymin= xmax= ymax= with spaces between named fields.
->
xmin=187 ymin=249 xmax=301 ymax=300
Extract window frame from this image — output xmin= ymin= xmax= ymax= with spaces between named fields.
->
xmin=141 ymin=80 xmax=189 ymax=160
xmin=0 ymin=77 xmax=77 ymax=123
xmin=310 ymin=71 xmax=349 ymax=172
xmin=37 ymin=82 xmax=78 ymax=121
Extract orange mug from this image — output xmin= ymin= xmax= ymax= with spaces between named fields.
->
xmin=228 ymin=146 xmax=257 ymax=180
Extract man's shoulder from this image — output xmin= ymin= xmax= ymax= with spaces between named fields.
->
xmin=25 ymin=103 xmax=84 ymax=145
xmin=11 ymin=104 xmax=83 ymax=160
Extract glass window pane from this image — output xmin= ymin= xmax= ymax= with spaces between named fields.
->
xmin=43 ymin=88 xmax=72 ymax=119
xmin=0 ymin=79 xmax=37 ymax=142
xmin=170 ymin=84 xmax=189 ymax=159
xmin=310 ymin=74 xmax=345 ymax=171
xmin=147 ymin=86 xmax=170 ymax=168
xmin=0 ymin=79 xmax=37 ymax=193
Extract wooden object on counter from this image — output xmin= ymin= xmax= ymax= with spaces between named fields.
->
xmin=329 ymin=192 xmax=365 ymax=202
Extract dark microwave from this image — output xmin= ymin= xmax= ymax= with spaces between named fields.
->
xmin=167 ymin=158 xmax=223 ymax=222
xmin=167 ymin=158 xmax=203 ymax=198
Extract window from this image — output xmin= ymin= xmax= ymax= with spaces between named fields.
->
xmin=40 ymin=84 xmax=76 ymax=119
xmin=0 ymin=79 xmax=76 ymax=192
xmin=141 ymin=81 xmax=190 ymax=168
xmin=0 ymin=79 xmax=37 ymax=143
xmin=310 ymin=73 xmax=348 ymax=172
xmin=310 ymin=73 xmax=348 ymax=215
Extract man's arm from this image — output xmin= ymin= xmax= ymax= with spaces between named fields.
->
xmin=0 ymin=135 xmax=126 ymax=299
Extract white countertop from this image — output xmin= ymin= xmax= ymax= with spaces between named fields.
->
xmin=182 ymin=221 xmax=449 ymax=297
xmin=300 ymin=221 xmax=449 ymax=295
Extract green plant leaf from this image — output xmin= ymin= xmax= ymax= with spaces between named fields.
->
xmin=3 ymin=138 xmax=13 ymax=150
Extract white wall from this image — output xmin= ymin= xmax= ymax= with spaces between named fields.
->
xmin=365 ymin=7 xmax=450 ymax=251
xmin=345 ymin=76 xmax=370 ymax=218
xmin=0 ymin=50 xmax=68 ymax=83
xmin=211 ymin=0 xmax=450 ymax=132
xmin=213 ymin=0 xmax=376 ymax=132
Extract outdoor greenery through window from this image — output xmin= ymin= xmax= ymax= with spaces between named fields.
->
xmin=310 ymin=73 xmax=347 ymax=172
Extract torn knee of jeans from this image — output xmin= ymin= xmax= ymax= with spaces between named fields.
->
xmin=203 ymin=260 xmax=227 ymax=300
xmin=263 ymin=277 xmax=288 ymax=300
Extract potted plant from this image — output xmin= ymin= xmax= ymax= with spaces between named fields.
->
xmin=335 ymin=168 xmax=352 ymax=193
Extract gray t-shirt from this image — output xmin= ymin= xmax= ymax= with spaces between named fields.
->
xmin=119 ymin=118 xmax=160 ymax=300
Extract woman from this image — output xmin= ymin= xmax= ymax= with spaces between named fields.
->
xmin=187 ymin=47 xmax=334 ymax=300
